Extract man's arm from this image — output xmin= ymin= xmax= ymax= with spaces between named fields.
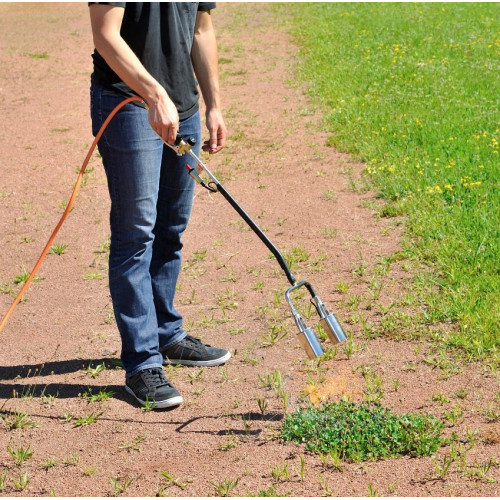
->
xmin=191 ymin=10 xmax=227 ymax=154
xmin=89 ymin=4 xmax=179 ymax=143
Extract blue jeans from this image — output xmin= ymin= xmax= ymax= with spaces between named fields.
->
xmin=90 ymin=84 xmax=201 ymax=377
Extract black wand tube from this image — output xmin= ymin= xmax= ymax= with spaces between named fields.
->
xmin=216 ymin=183 xmax=297 ymax=286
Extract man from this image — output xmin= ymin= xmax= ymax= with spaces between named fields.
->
xmin=89 ymin=2 xmax=230 ymax=409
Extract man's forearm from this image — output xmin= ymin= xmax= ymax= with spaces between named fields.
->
xmin=89 ymin=4 xmax=179 ymax=143
xmin=90 ymin=5 xmax=164 ymax=106
xmin=95 ymin=36 xmax=163 ymax=105
xmin=191 ymin=12 xmax=222 ymax=111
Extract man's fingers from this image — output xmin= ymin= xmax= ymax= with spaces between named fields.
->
xmin=217 ymin=129 xmax=226 ymax=149
xmin=201 ymin=125 xmax=225 ymax=154
xmin=156 ymin=123 xmax=178 ymax=144
xmin=208 ymin=127 xmax=218 ymax=150
xmin=202 ymin=140 xmax=223 ymax=154
xmin=167 ymin=124 xmax=178 ymax=145
xmin=148 ymin=94 xmax=179 ymax=144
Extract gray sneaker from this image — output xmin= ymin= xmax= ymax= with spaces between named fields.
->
xmin=161 ymin=335 xmax=231 ymax=367
xmin=125 ymin=368 xmax=183 ymax=408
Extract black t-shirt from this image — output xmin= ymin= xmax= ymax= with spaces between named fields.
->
xmin=90 ymin=2 xmax=216 ymax=120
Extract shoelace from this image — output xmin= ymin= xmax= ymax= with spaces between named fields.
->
xmin=184 ymin=335 xmax=212 ymax=348
xmin=143 ymin=368 xmax=171 ymax=388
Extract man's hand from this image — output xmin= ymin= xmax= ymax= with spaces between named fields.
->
xmin=203 ymin=108 xmax=227 ymax=154
xmin=148 ymin=90 xmax=179 ymax=145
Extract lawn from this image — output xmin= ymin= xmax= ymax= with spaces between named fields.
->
xmin=279 ymin=2 xmax=499 ymax=363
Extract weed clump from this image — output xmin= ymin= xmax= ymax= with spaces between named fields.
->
xmin=281 ymin=401 xmax=443 ymax=461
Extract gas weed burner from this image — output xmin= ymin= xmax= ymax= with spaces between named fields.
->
xmin=168 ymin=136 xmax=347 ymax=359
xmin=285 ymin=281 xmax=347 ymax=359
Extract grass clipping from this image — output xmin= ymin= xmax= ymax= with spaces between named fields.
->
xmin=281 ymin=401 xmax=443 ymax=462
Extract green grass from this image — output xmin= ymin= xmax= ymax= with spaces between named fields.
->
xmin=281 ymin=401 xmax=443 ymax=461
xmin=70 ymin=411 xmax=103 ymax=427
xmin=278 ymin=3 xmax=499 ymax=361
xmin=8 ymin=444 xmax=34 ymax=465
xmin=49 ymin=243 xmax=68 ymax=255
xmin=110 ymin=477 xmax=133 ymax=496
xmin=4 ymin=409 xmax=37 ymax=430
xmin=13 ymin=271 xmax=43 ymax=286
xmin=85 ymin=362 xmax=106 ymax=378
xmin=79 ymin=387 xmax=114 ymax=403
xmin=210 ymin=478 xmax=239 ymax=497
xmin=160 ymin=471 xmax=187 ymax=491
xmin=28 ymin=52 xmax=49 ymax=59
xmin=12 ymin=472 xmax=29 ymax=491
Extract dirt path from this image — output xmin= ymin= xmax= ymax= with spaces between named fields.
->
xmin=0 ymin=3 xmax=498 ymax=496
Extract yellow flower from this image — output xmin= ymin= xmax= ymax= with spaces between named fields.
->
xmin=426 ymin=185 xmax=443 ymax=194
xmin=461 ymin=177 xmax=482 ymax=189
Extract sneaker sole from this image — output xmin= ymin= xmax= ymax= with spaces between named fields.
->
xmin=162 ymin=350 xmax=231 ymax=367
xmin=124 ymin=386 xmax=183 ymax=409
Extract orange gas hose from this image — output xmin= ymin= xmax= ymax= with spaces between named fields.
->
xmin=0 ymin=95 xmax=143 ymax=334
